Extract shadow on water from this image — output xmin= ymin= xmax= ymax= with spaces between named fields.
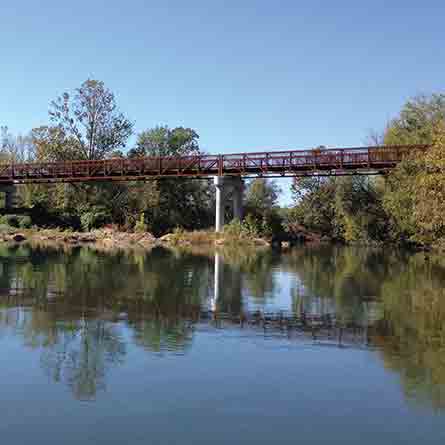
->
xmin=0 ymin=243 xmax=445 ymax=408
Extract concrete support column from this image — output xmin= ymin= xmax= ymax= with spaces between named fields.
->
xmin=213 ymin=176 xmax=245 ymax=232
xmin=232 ymin=177 xmax=244 ymax=221
xmin=214 ymin=176 xmax=225 ymax=232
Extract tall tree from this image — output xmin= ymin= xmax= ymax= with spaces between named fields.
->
xmin=128 ymin=126 xmax=200 ymax=158
xmin=31 ymin=80 xmax=134 ymax=226
xmin=49 ymin=79 xmax=133 ymax=160
xmin=383 ymin=94 xmax=445 ymax=244
xmin=384 ymin=94 xmax=445 ymax=146
xmin=288 ymin=177 xmax=337 ymax=237
xmin=245 ymin=179 xmax=280 ymax=215
xmin=31 ymin=126 xmax=78 ymax=161
xmin=128 ymin=126 xmax=212 ymax=235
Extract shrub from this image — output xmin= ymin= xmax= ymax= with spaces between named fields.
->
xmin=1 ymin=214 xmax=20 ymax=227
xmin=134 ymin=213 xmax=148 ymax=233
xmin=243 ymin=214 xmax=260 ymax=237
xmin=0 ymin=214 xmax=31 ymax=228
xmin=0 ymin=224 xmax=12 ymax=233
xmin=80 ymin=207 xmax=110 ymax=231
xmin=223 ymin=219 xmax=248 ymax=239
xmin=169 ymin=226 xmax=186 ymax=244
xmin=18 ymin=215 xmax=32 ymax=229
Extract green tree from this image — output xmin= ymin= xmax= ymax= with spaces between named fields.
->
xmin=287 ymin=175 xmax=389 ymax=243
xmin=31 ymin=126 xmax=78 ymax=161
xmin=245 ymin=178 xmax=280 ymax=214
xmin=334 ymin=176 xmax=389 ymax=243
xmin=243 ymin=179 xmax=282 ymax=237
xmin=27 ymin=80 xmax=135 ymax=227
xmin=49 ymin=79 xmax=133 ymax=160
xmin=384 ymin=94 xmax=445 ymax=146
xmin=128 ymin=126 xmax=213 ymax=235
xmin=383 ymin=94 xmax=445 ymax=245
xmin=413 ymin=124 xmax=445 ymax=244
xmin=287 ymin=177 xmax=337 ymax=237
xmin=129 ymin=126 xmax=200 ymax=158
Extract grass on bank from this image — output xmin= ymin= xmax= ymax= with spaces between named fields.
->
xmin=165 ymin=219 xmax=270 ymax=246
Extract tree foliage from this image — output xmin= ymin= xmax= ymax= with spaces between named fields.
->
xmin=286 ymin=94 xmax=445 ymax=247
xmin=383 ymin=95 xmax=445 ymax=246
xmin=384 ymin=94 xmax=445 ymax=145
xmin=243 ymin=179 xmax=283 ymax=238
xmin=49 ymin=79 xmax=133 ymax=160
xmin=129 ymin=126 xmax=213 ymax=235
xmin=3 ymin=82 xmax=444 ymax=246
xmin=129 ymin=126 xmax=200 ymax=158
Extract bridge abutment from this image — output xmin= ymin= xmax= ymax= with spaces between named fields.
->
xmin=213 ymin=176 xmax=244 ymax=232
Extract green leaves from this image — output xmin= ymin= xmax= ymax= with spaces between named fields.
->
xmin=49 ymin=79 xmax=133 ymax=161
xmin=128 ymin=126 xmax=200 ymax=158
xmin=383 ymin=97 xmax=445 ymax=247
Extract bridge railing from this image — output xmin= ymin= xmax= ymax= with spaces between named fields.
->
xmin=0 ymin=145 xmax=429 ymax=183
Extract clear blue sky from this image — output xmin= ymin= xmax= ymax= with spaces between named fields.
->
xmin=1 ymin=1 xmax=443 ymax=153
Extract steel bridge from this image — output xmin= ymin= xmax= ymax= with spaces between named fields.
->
xmin=0 ymin=144 xmax=429 ymax=231
xmin=0 ymin=144 xmax=428 ymax=184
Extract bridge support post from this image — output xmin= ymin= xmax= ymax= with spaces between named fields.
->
xmin=214 ymin=176 xmax=225 ymax=232
xmin=213 ymin=176 xmax=244 ymax=232
xmin=232 ymin=177 xmax=244 ymax=221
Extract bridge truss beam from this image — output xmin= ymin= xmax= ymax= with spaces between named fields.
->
xmin=0 ymin=145 xmax=428 ymax=184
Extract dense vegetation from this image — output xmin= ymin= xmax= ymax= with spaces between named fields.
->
xmin=0 ymin=79 xmax=280 ymax=237
xmin=1 ymin=80 xmax=444 ymax=248
xmin=285 ymin=94 xmax=445 ymax=249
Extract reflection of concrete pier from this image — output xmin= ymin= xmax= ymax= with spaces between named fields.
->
xmin=211 ymin=251 xmax=223 ymax=312
xmin=210 ymin=252 xmax=245 ymax=315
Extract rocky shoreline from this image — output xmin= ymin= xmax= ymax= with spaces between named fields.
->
xmin=0 ymin=228 xmax=271 ymax=250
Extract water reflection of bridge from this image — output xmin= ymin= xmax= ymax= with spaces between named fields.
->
xmin=209 ymin=251 xmax=383 ymax=342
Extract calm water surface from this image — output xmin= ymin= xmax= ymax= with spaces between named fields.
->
xmin=1 ymin=243 xmax=445 ymax=444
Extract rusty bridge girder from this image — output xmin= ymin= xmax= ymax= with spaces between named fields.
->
xmin=0 ymin=145 xmax=429 ymax=184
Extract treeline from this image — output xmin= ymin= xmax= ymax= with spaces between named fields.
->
xmin=0 ymin=79 xmax=281 ymax=237
xmin=0 ymin=80 xmax=213 ymax=234
xmin=284 ymin=93 xmax=445 ymax=249
xmin=1 ymin=79 xmax=444 ymax=247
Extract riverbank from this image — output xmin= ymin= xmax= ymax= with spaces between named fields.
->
xmin=0 ymin=227 xmax=271 ymax=250
xmin=1 ymin=226 xmax=436 ymax=254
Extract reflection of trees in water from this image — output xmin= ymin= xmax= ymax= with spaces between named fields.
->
xmin=0 ymin=246 xmax=213 ymax=400
xmin=131 ymin=319 xmax=193 ymax=354
xmin=375 ymin=253 xmax=445 ymax=410
xmin=0 ymin=245 xmax=283 ymax=399
xmin=213 ymin=247 xmax=280 ymax=311
xmin=40 ymin=319 xmax=125 ymax=401
xmin=283 ymin=246 xmax=405 ymax=323
xmin=0 ymin=307 xmax=125 ymax=401
xmin=2 ymin=243 xmax=445 ymax=409
xmin=283 ymin=245 xmax=445 ymax=411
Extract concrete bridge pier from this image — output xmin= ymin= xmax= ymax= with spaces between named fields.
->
xmin=232 ymin=178 xmax=244 ymax=221
xmin=214 ymin=176 xmax=244 ymax=232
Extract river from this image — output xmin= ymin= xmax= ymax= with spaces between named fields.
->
xmin=0 ymin=243 xmax=445 ymax=444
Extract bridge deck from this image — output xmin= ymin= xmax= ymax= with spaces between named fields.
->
xmin=0 ymin=145 xmax=428 ymax=184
